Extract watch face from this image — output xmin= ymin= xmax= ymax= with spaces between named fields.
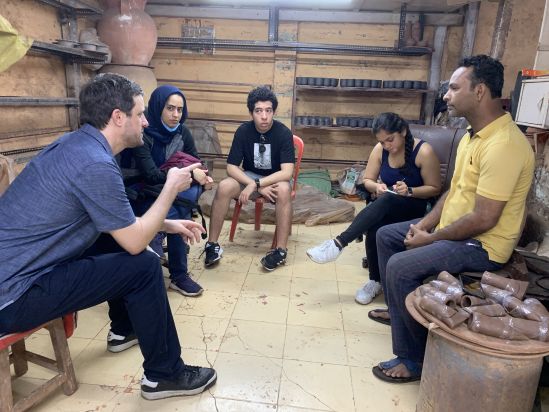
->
xmin=407 ymin=187 xmax=413 ymax=195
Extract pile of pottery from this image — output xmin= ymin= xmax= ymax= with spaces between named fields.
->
xmin=414 ymin=271 xmax=549 ymax=342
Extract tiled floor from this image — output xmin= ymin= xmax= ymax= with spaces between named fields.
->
xmin=9 ymin=211 xmax=549 ymax=411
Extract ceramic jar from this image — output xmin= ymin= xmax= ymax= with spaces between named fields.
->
xmin=97 ymin=0 xmax=157 ymax=65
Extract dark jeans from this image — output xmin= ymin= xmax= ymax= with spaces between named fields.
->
xmin=336 ymin=194 xmax=428 ymax=282
xmin=377 ymin=219 xmax=502 ymax=362
xmin=131 ymin=184 xmax=202 ymax=281
xmin=0 ymin=240 xmax=186 ymax=381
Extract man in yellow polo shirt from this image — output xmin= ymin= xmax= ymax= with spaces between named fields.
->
xmin=370 ymin=55 xmax=535 ymax=384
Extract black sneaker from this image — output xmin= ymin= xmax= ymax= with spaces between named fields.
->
xmin=203 ymin=242 xmax=223 ymax=267
xmin=107 ymin=331 xmax=139 ymax=353
xmin=141 ymin=365 xmax=217 ymax=400
xmin=261 ymin=248 xmax=288 ymax=271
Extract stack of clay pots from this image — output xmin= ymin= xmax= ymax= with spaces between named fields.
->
xmin=296 ymin=77 xmax=339 ymax=87
xmin=340 ymin=79 xmax=382 ymax=88
xmin=383 ymin=80 xmax=427 ymax=89
xmin=335 ymin=117 xmax=373 ymax=128
xmin=294 ymin=116 xmax=332 ymax=127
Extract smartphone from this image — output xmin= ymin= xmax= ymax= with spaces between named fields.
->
xmin=384 ymin=189 xmax=399 ymax=195
xmin=458 ymin=274 xmax=485 ymax=299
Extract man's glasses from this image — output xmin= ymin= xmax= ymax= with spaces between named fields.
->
xmin=259 ymin=135 xmax=266 ymax=154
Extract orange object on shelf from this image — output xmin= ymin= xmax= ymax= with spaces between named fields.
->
xmin=521 ymin=69 xmax=549 ymax=77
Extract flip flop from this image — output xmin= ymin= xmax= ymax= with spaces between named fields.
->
xmin=368 ymin=308 xmax=391 ymax=326
xmin=372 ymin=358 xmax=422 ymax=384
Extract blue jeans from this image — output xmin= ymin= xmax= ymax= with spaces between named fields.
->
xmin=376 ymin=219 xmax=502 ymax=362
xmin=131 ymin=185 xmax=202 ymax=281
xmin=0 ymin=244 xmax=185 ymax=381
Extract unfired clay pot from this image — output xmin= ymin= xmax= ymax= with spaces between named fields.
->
xmin=97 ymin=0 xmax=157 ymax=66
xmin=99 ymin=64 xmax=157 ymax=104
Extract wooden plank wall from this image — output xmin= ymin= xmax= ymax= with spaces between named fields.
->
xmin=0 ymin=0 xmax=545 ymax=173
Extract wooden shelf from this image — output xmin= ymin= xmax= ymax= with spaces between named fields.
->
xmin=295 ymin=84 xmax=434 ymax=97
xmin=30 ymin=41 xmax=108 ymax=64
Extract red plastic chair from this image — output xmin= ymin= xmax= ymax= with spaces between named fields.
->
xmin=229 ymin=135 xmax=304 ymax=249
xmin=0 ymin=313 xmax=78 ymax=411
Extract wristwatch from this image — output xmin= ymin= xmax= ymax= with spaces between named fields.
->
xmin=255 ymin=178 xmax=261 ymax=191
xmin=407 ymin=186 xmax=413 ymax=197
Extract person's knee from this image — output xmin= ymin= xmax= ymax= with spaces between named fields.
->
xmin=131 ymin=250 xmax=164 ymax=282
xmin=276 ymin=182 xmax=291 ymax=201
xmin=376 ymin=224 xmax=392 ymax=245
xmin=215 ymin=178 xmax=239 ymax=200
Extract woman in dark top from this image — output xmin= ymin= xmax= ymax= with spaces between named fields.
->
xmin=131 ymin=85 xmax=212 ymax=297
xmin=307 ymin=112 xmax=441 ymax=305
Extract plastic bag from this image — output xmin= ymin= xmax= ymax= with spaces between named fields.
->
xmin=336 ymin=165 xmax=365 ymax=195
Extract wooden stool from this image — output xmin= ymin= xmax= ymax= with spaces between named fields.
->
xmin=0 ymin=314 xmax=78 ymax=412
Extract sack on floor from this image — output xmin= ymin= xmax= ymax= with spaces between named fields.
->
xmin=199 ymin=184 xmax=356 ymax=226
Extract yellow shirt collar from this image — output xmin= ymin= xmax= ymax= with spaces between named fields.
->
xmin=466 ymin=112 xmax=513 ymax=140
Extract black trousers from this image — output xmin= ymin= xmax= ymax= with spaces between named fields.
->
xmin=336 ymin=193 xmax=428 ymax=282
xmin=0 ymin=235 xmax=185 ymax=381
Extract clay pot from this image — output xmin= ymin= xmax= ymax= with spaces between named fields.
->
xmin=97 ymin=0 xmax=157 ymax=65
xmin=99 ymin=64 xmax=157 ymax=104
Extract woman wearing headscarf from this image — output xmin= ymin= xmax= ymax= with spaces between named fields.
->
xmin=131 ymin=84 xmax=212 ymax=297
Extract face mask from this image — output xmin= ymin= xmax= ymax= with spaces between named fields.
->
xmin=162 ymin=120 xmax=179 ymax=132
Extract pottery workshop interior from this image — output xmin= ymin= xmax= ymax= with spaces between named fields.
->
xmin=2 ymin=0 xmax=549 ymax=411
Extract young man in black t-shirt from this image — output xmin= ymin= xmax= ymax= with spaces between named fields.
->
xmin=203 ymin=87 xmax=295 ymax=270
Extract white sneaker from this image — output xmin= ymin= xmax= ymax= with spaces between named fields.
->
xmin=355 ymin=280 xmax=382 ymax=305
xmin=306 ymin=239 xmax=342 ymax=264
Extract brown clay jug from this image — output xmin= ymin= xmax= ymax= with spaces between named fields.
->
xmin=97 ymin=0 xmax=157 ymax=65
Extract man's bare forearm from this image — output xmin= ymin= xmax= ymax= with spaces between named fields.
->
xmin=417 ymin=191 xmax=447 ymax=231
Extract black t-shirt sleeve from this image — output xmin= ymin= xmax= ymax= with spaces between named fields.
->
xmin=279 ymin=130 xmax=295 ymax=164
xmin=227 ymin=127 xmax=245 ymax=166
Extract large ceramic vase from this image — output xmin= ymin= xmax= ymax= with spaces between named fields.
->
xmin=99 ymin=63 xmax=157 ymax=104
xmin=97 ymin=0 xmax=157 ymax=66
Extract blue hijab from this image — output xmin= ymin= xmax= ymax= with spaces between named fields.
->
xmin=145 ymin=85 xmax=188 ymax=166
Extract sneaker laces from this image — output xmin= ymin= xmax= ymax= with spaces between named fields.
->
xmin=182 ymin=365 xmax=200 ymax=375
xmin=363 ymin=281 xmax=380 ymax=295
xmin=199 ymin=242 xmax=219 ymax=258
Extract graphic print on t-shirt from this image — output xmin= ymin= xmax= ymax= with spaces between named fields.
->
xmin=254 ymin=143 xmax=272 ymax=169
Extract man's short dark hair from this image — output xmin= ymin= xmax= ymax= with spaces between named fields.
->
xmin=458 ymin=54 xmax=504 ymax=98
xmin=246 ymin=86 xmax=278 ymax=113
xmin=79 ymin=73 xmax=143 ymax=129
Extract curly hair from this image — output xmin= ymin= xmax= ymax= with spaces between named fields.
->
xmin=372 ymin=112 xmax=413 ymax=177
xmin=458 ymin=54 xmax=504 ymax=98
xmin=246 ymin=86 xmax=278 ymax=113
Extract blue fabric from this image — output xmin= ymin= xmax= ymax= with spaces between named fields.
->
xmin=379 ymin=140 xmax=424 ymax=187
xmin=130 ymin=184 xmax=202 ymax=281
xmin=376 ymin=219 xmax=502 ymax=362
xmin=0 ymin=242 xmax=186 ymax=381
xmin=0 ymin=124 xmax=135 ymax=310
xmin=145 ymin=85 xmax=188 ymax=166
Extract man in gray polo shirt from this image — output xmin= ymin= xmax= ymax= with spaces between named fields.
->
xmin=0 ymin=74 xmax=217 ymax=400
